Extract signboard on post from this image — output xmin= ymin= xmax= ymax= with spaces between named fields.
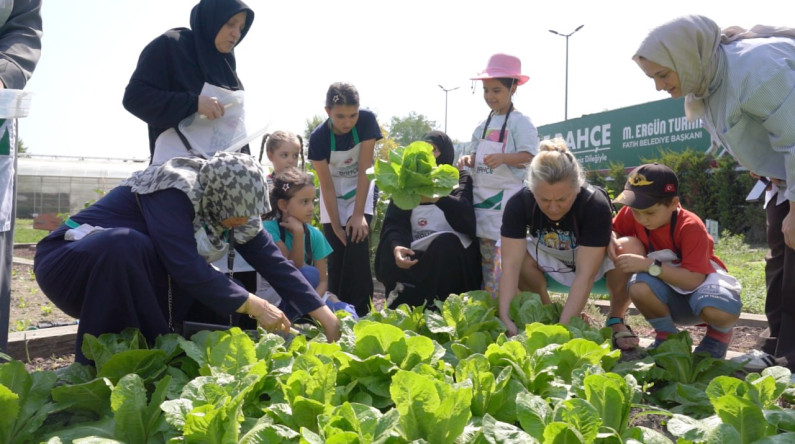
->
xmin=537 ymin=98 xmax=714 ymax=171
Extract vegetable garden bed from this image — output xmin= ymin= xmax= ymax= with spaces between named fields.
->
xmin=2 ymin=291 xmax=794 ymax=443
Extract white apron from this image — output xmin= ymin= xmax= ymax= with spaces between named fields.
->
xmin=472 ymin=108 xmax=524 ymax=240
xmin=0 ymin=89 xmax=31 ymax=232
xmin=319 ymin=127 xmax=375 ymax=225
xmin=525 ymin=236 xmax=614 ymax=287
xmin=152 ymin=83 xmax=257 ymax=165
xmin=0 ymin=119 xmax=15 ymax=232
xmin=646 ymin=249 xmax=742 ymax=296
xmin=409 ymin=204 xmax=472 ymax=252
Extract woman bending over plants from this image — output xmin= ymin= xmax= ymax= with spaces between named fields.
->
xmin=34 ymin=152 xmax=340 ymax=364
xmin=498 ymin=138 xmax=633 ymax=350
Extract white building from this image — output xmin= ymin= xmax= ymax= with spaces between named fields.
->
xmin=16 ymin=155 xmax=147 ymax=218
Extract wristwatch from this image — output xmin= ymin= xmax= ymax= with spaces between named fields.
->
xmin=648 ymin=259 xmax=662 ymax=277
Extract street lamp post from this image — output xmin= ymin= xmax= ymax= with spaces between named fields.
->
xmin=438 ymin=84 xmax=459 ymax=133
xmin=549 ymin=25 xmax=584 ymax=121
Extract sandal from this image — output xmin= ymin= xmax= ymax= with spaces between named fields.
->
xmin=606 ymin=317 xmax=639 ymax=351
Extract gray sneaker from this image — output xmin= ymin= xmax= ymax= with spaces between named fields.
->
xmin=730 ymin=350 xmax=776 ymax=372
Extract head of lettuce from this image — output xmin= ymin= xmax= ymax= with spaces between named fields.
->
xmin=367 ymin=141 xmax=460 ymax=210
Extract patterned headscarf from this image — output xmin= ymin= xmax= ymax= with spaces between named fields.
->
xmin=122 ymin=152 xmax=270 ymax=255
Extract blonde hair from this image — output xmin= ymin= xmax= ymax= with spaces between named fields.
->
xmin=526 ymin=138 xmax=585 ymax=192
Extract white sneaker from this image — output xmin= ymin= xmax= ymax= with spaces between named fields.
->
xmin=730 ymin=350 xmax=776 ymax=372
xmin=384 ymin=283 xmax=404 ymax=309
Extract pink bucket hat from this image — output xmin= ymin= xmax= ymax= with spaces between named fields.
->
xmin=471 ymin=53 xmax=529 ymax=85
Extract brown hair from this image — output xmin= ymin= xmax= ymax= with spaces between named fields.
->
xmin=325 ymin=82 xmax=359 ymax=108
xmin=265 ymin=167 xmax=315 ymax=220
xmin=259 ymin=130 xmax=304 ymax=169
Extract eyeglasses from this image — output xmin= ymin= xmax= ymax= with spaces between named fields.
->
xmin=534 ymin=233 xmax=576 ymax=274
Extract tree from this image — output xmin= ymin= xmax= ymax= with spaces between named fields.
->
xmin=17 ymin=138 xmax=27 ymax=154
xmin=388 ymin=112 xmax=436 ymax=147
xmin=375 ymin=124 xmax=399 ymax=162
xmin=303 ymin=115 xmax=324 ymax=143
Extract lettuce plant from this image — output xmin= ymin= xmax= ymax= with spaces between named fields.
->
xmin=3 ymin=291 xmax=795 ymax=442
xmin=0 ymin=361 xmax=58 ymax=444
xmin=667 ymin=367 xmax=795 ymax=443
xmin=369 ymin=141 xmax=460 ymax=210
xmin=390 ymin=369 xmax=472 ymax=443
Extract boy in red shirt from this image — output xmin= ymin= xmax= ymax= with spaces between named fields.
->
xmin=608 ymin=163 xmax=742 ymax=358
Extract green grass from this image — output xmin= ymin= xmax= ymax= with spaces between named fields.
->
xmin=713 ymin=231 xmax=766 ymax=315
xmin=13 ymin=218 xmax=49 ymax=244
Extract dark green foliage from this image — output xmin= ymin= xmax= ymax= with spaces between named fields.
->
xmin=588 ymin=149 xmax=766 ymax=243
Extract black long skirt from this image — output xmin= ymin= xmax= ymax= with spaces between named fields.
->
xmin=380 ymin=233 xmax=482 ymax=309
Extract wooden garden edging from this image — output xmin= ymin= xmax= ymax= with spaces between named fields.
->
xmin=7 ymin=325 xmax=78 ymax=361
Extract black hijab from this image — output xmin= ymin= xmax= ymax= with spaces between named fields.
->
xmin=423 ymin=130 xmax=455 ymax=166
xmin=189 ymin=0 xmax=254 ymax=90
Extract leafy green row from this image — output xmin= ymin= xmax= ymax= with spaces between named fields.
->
xmin=1 ymin=291 xmax=794 ymax=443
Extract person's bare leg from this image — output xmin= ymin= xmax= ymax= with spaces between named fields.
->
xmin=518 ymin=251 xmax=551 ymax=304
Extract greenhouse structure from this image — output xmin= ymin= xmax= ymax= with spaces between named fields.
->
xmin=16 ymin=155 xmax=147 ymax=218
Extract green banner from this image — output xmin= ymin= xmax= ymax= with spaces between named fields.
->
xmin=537 ymin=98 xmax=712 ymax=171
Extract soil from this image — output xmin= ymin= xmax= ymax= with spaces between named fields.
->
xmin=9 ymin=245 xmax=75 ymax=331
xmin=7 ymin=244 xmax=765 ymax=373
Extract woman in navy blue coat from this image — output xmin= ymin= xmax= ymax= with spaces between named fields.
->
xmin=34 ymin=152 xmax=340 ymax=364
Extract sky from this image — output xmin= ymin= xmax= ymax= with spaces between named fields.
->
xmin=18 ymin=0 xmax=788 ymax=162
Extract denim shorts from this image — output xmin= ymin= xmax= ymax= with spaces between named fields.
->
xmin=628 ymin=272 xmax=742 ymax=325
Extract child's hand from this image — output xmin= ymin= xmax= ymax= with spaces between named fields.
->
xmin=607 ymin=235 xmax=622 ymax=261
xmin=393 ymin=246 xmax=417 ymax=269
xmin=280 ymin=216 xmax=305 ymax=236
xmin=457 ymin=155 xmax=473 ymax=169
xmin=483 ymin=153 xmax=505 ymax=169
xmin=613 ymin=253 xmax=653 ymax=274
xmin=331 ymin=223 xmax=347 ymax=246
xmin=346 ymin=214 xmax=369 ymax=243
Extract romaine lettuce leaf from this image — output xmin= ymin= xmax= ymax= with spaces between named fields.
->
xmin=369 ymin=141 xmax=459 ymax=210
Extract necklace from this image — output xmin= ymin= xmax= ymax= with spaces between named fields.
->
xmin=545 ymin=214 xmax=562 ymax=227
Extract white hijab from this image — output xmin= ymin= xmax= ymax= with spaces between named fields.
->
xmin=633 ymin=15 xmax=795 ymax=121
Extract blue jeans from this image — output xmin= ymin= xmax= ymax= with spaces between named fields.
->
xmin=299 ymin=265 xmax=320 ymax=289
xmin=629 ymin=272 xmax=741 ymax=325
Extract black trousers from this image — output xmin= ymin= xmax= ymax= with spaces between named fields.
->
xmin=758 ymin=200 xmax=795 ymax=370
xmin=323 ymin=214 xmax=373 ymax=317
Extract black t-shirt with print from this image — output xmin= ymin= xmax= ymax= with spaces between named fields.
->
xmin=500 ymin=185 xmax=613 ymax=249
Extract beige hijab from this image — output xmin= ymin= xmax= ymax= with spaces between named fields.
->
xmin=633 ymin=15 xmax=795 ymax=121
